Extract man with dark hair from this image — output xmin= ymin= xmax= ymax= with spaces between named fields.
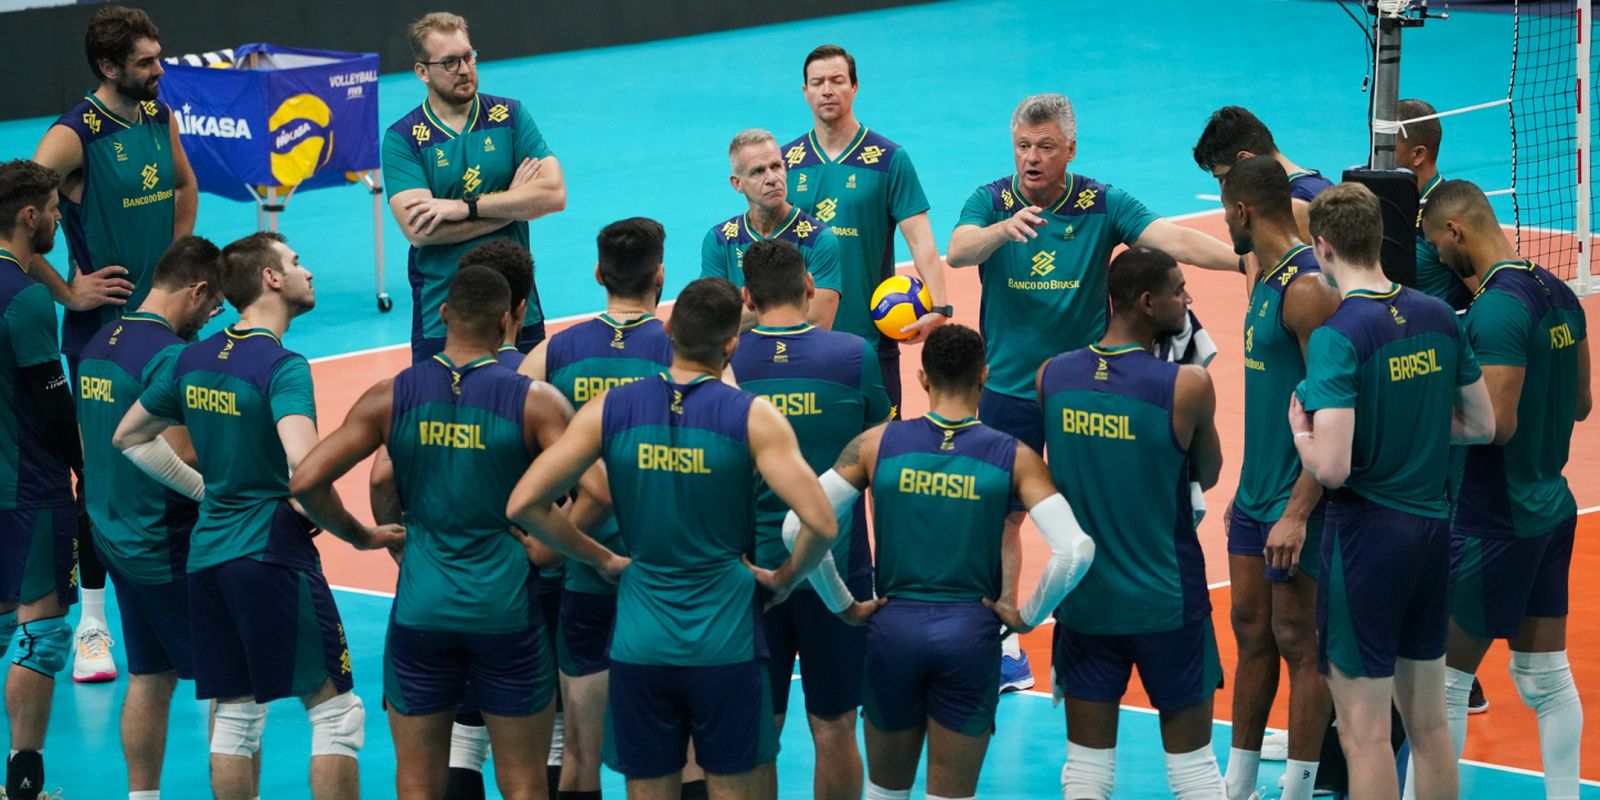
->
xmin=1421 ymin=179 xmax=1590 ymax=799
xmin=1214 ymin=156 xmax=1342 ymax=800
xmin=384 ymin=11 xmax=567 ymax=363
xmin=114 ymin=231 xmax=402 ymax=800
xmin=76 ymin=234 xmax=223 ymax=800
xmin=32 ymin=3 xmax=199 ymax=682
xmin=1040 ymin=247 xmax=1226 ymax=799
xmin=783 ymin=43 xmax=952 ymax=414
xmin=703 ymin=129 xmax=842 ymax=331
xmin=795 ymin=322 xmax=1093 ymax=800
xmin=460 ymin=238 xmax=534 ymax=366
xmin=1290 ymin=182 xmax=1494 ymax=800
xmin=291 ymin=265 xmax=620 ymax=800
xmin=1396 ymin=99 xmax=1471 ymax=313
xmin=0 ymin=160 xmax=80 ymax=800
xmin=1193 ymin=106 xmax=1331 ymax=242
xmin=507 ymin=276 xmax=842 ymax=800
xmin=728 ymin=238 xmax=891 ymax=800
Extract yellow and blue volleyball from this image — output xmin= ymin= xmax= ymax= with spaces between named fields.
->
xmin=870 ymin=274 xmax=932 ymax=341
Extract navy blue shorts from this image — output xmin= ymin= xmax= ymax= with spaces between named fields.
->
xmin=558 ymin=589 xmax=616 ymax=677
xmin=1450 ymin=516 xmax=1575 ymax=640
xmin=1053 ymin=617 xmax=1223 ymax=711
xmin=105 ymin=565 xmax=192 ymax=678
xmin=862 ymin=599 xmax=999 ymax=736
xmin=878 ymin=343 xmax=902 ymax=420
xmin=603 ymin=659 xmax=778 ymax=778
xmin=1317 ymin=494 xmax=1451 ymax=678
xmin=188 ymin=558 xmax=353 ymax=703
xmin=1226 ymin=503 xmax=1325 ymax=582
xmin=413 ymin=321 xmax=545 ymax=364
xmin=765 ymin=587 xmax=867 ymax=718
xmin=977 ymin=388 xmax=1044 ymax=454
xmin=384 ymin=615 xmax=556 ymax=717
xmin=0 ymin=506 xmax=77 ymax=608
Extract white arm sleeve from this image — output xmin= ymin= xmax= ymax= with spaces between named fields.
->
xmin=1190 ymin=481 xmax=1207 ymax=527
xmin=123 ymin=437 xmax=205 ymax=502
xmin=1020 ymin=493 xmax=1095 ymax=627
xmin=780 ymin=469 xmax=862 ymax=614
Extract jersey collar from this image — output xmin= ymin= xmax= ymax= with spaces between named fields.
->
xmin=1419 ymin=173 xmax=1444 ymax=202
xmin=122 ymin=310 xmax=174 ymax=332
xmin=83 ymin=92 xmax=140 ymax=129
xmin=1346 ymin=283 xmax=1402 ymax=301
xmin=742 ymin=207 xmax=801 ymax=241
xmin=752 ymin=322 xmax=814 ymax=335
xmin=599 ymin=312 xmax=656 ymax=330
xmin=0 ymin=248 xmax=22 ymax=272
xmin=1474 ymin=259 xmax=1535 ymax=299
xmin=926 ymin=412 xmax=981 ymax=430
xmin=1089 ymin=343 xmax=1146 ymax=357
xmin=806 ymin=125 xmax=869 ymax=165
xmin=225 ymin=326 xmax=281 ymax=345
xmin=421 ymin=94 xmax=481 ymax=140
xmin=1260 ymin=244 xmax=1313 ymax=284
xmin=1010 ymin=172 xmax=1076 ymax=214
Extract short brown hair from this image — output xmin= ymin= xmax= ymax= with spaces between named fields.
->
xmin=1396 ymin=98 xmax=1442 ymax=158
xmin=220 ymin=232 xmax=287 ymax=311
xmin=803 ymin=44 xmax=856 ymax=85
xmin=85 ymin=5 xmax=159 ymax=82
xmin=0 ymin=160 xmax=59 ymax=234
xmin=408 ymin=12 xmax=468 ymax=62
xmin=152 ymin=235 xmax=223 ymax=295
xmin=1308 ymin=183 xmax=1383 ymax=266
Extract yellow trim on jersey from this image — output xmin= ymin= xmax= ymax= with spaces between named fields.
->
xmin=1474 ymin=260 xmax=1536 ymax=300
xmin=1285 ymin=169 xmax=1317 ymax=182
xmin=806 ymin=125 xmax=870 ymax=165
xmin=0 ymin=248 xmax=22 ymax=272
xmin=1348 ymin=283 xmax=1402 ymax=301
xmin=751 ymin=323 xmax=816 ymax=336
xmin=421 ymin=94 xmax=481 ymax=140
xmin=742 ymin=207 xmax=801 ymax=241
xmin=122 ymin=311 xmax=175 ymax=332
xmin=83 ymin=93 xmax=138 ymax=129
xmin=1260 ymin=244 xmax=1314 ymax=284
xmin=224 ymin=326 xmax=282 ymax=345
xmin=1419 ymin=173 xmax=1443 ymax=203
xmin=1011 ymin=172 xmax=1077 ymax=214
xmin=1088 ymin=343 xmax=1146 ymax=356
xmin=925 ymin=412 xmax=981 ymax=430
xmin=599 ymin=312 xmax=657 ymax=330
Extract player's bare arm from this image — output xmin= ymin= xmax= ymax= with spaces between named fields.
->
xmin=1133 ymin=218 xmax=1238 ymax=272
xmin=288 ymin=379 xmax=405 ymax=552
xmin=394 ymin=155 xmax=557 ymax=241
xmin=807 ymin=288 xmax=841 ymax=329
xmin=168 ymin=120 xmax=197 ymax=238
xmin=525 ymin=381 xmax=611 ymax=534
xmin=986 ymin=444 xmax=1095 ymax=634
xmin=506 ymin=397 xmax=626 ymax=578
xmin=1176 ymin=364 xmax=1223 ymax=489
xmin=1451 ymin=375 xmax=1496 ymax=446
xmin=1480 ymin=365 xmax=1526 ymax=446
xmin=1267 ymin=273 xmax=1340 ymax=570
xmin=1289 ymin=398 xmax=1353 ymax=488
xmin=897 ymin=212 xmax=950 ymax=338
xmin=749 ymin=397 xmax=838 ymax=602
xmin=29 ymin=126 xmax=135 ymax=310
xmin=112 ymin=400 xmax=202 ymax=501
xmin=516 ymin=337 xmax=550 ymax=382
xmin=946 ymin=206 xmax=1046 ymax=268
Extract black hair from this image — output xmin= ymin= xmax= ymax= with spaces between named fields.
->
xmin=1220 ymin=155 xmax=1294 ymax=224
xmin=741 ymin=240 xmax=807 ymax=311
xmin=0 ymin=160 xmax=59 ymax=233
xmin=920 ymin=324 xmax=986 ymax=394
xmin=219 ymin=231 xmax=288 ymax=310
xmin=596 ymin=217 xmax=665 ymax=300
xmin=459 ymin=239 xmax=532 ymax=313
xmin=445 ymin=265 xmax=511 ymax=337
xmin=803 ymin=44 xmax=857 ymax=86
xmin=152 ymin=235 xmax=222 ymax=295
xmin=85 ymin=5 xmax=160 ymax=81
xmin=1107 ymin=246 xmax=1180 ymax=312
xmin=669 ymin=278 xmax=742 ymax=366
xmin=1193 ymin=106 xmax=1279 ymax=173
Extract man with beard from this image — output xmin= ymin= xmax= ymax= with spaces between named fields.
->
xmin=32 ymin=3 xmax=198 ymax=683
xmin=384 ymin=12 xmax=567 ymax=363
xmin=0 ymin=161 xmax=83 ymax=800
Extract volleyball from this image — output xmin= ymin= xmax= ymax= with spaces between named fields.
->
xmin=870 ymin=274 xmax=932 ymax=341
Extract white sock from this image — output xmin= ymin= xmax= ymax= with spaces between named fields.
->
xmin=447 ymin=722 xmax=490 ymax=772
xmin=129 ymin=792 xmax=160 ymax=800
xmin=1281 ymin=758 xmax=1319 ymax=800
xmin=79 ymin=588 xmax=106 ymax=627
xmin=1001 ymin=630 xmax=1022 ymax=659
xmin=1062 ymin=742 xmax=1115 ymax=800
xmin=1165 ymin=744 xmax=1225 ymax=799
xmin=547 ymin=710 xmax=564 ymax=766
xmin=864 ymin=782 xmax=911 ymax=800
xmin=1511 ymin=650 xmax=1583 ymax=800
xmin=1223 ymin=747 xmax=1260 ymax=799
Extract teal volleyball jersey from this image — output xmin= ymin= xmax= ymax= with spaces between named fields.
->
xmin=1040 ymin=345 xmax=1208 ymax=635
xmin=1457 ymin=262 xmax=1585 ymax=537
xmin=383 ymin=93 xmax=554 ymax=341
xmin=1296 ymin=286 xmax=1482 ymax=518
xmin=601 ymin=374 xmax=760 ymax=666
xmin=730 ymin=323 xmax=891 ymax=584
xmin=782 ymin=127 xmax=931 ymax=344
xmin=870 ymin=415 xmax=1017 ymax=602
xmin=1414 ymin=175 xmax=1471 ymax=312
xmin=389 ymin=356 xmax=538 ymax=632
xmin=545 ymin=313 xmax=672 ymax=595
xmin=76 ymin=313 xmax=194 ymax=583
xmin=140 ymin=327 xmax=320 ymax=572
xmin=700 ymin=207 xmax=843 ymax=296
xmin=1236 ymin=245 xmax=1321 ymax=522
xmin=957 ymin=174 xmax=1158 ymax=398
xmin=53 ymin=95 xmax=178 ymax=358
xmin=0 ymin=251 xmax=72 ymax=510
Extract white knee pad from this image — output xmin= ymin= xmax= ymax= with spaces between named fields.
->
xmin=1165 ymin=745 xmax=1225 ymax=800
xmin=448 ymin=721 xmax=490 ymax=771
xmin=548 ymin=709 xmax=564 ymax=766
xmin=864 ymin=783 xmax=911 ymax=800
xmin=308 ymin=692 xmax=365 ymax=759
xmin=211 ymin=701 xmax=269 ymax=757
xmin=1510 ymin=650 xmax=1579 ymax=713
xmin=1062 ymin=742 xmax=1115 ymax=800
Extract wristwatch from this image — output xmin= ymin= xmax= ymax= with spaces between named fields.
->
xmin=463 ymin=192 xmax=480 ymax=221
xmin=931 ymin=304 xmax=954 ymax=317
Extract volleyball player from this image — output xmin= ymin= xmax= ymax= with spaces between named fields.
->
xmin=114 ymin=232 xmax=402 ymax=800
xmin=702 ymin=129 xmax=842 ymax=330
xmin=32 ymin=4 xmax=199 ymax=681
xmin=384 ymin=11 xmax=566 ymax=362
xmin=507 ymin=277 xmax=844 ymax=800
xmin=518 ymin=218 xmax=673 ymax=800
xmin=1192 ymin=106 xmax=1332 ymax=242
xmin=0 ymin=161 xmax=80 ymax=800
xmin=1396 ymin=99 xmax=1472 ymax=313
xmin=456 ymin=240 xmax=536 ymax=367
xmin=789 ymin=323 xmax=1092 ymax=800
xmin=1422 ymin=179 xmax=1589 ymax=799
xmin=1290 ymin=183 xmax=1494 ymax=800
xmin=77 ymin=236 xmax=223 ymax=800
xmin=728 ymin=238 xmax=891 ymax=799
xmin=782 ymin=44 xmax=951 ymax=412
xmin=1215 ymin=156 xmax=1341 ymax=800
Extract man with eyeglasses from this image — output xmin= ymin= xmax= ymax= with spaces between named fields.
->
xmin=383 ymin=11 xmax=567 ymax=364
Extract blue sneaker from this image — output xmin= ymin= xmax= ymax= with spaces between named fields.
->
xmin=999 ymin=651 xmax=1034 ymax=693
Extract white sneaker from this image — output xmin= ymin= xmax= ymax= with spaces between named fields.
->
xmin=71 ymin=622 xmax=117 ymax=683
xmin=1260 ymin=729 xmax=1289 ymax=761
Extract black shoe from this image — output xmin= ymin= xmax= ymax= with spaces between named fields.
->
xmin=1468 ymin=677 xmax=1490 ymax=714
xmin=6 ymin=750 xmax=44 ymax=800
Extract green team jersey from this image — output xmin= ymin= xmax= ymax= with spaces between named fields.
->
xmin=958 ymin=173 xmax=1159 ymax=398
xmin=871 ymin=414 xmax=1017 ymax=602
xmin=1297 ymin=285 xmax=1482 ymax=518
xmin=140 ymin=326 xmax=321 ymax=572
xmin=389 ymin=356 xmax=538 ymax=632
xmin=383 ymin=93 xmax=554 ymax=342
xmin=53 ymin=95 xmax=178 ymax=359
xmin=1456 ymin=262 xmax=1585 ymax=537
xmin=76 ymin=313 xmax=194 ymax=583
xmin=602 ymin=374 xmax=760 ymax=666
xmin=782 ymin=126 xmax=931 ymax=345
xmin=1414 ymin=175 xmax=1472 ymax=312
xmin=544 ymin=313 xmax=673 ymax=595
xmin=1236 ymin=245 xmax=1322 ymax=522
xmin=730 ymin=323 xmax=891 ymax=586
xmin=700 ymin=206 xmax=843 ymax=297
xmin=1040 ymin=345 xmax=1209 ymax=635
xmin=0 ymin=250 xmax=72 ymax=510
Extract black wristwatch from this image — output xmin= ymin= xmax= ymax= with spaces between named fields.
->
xmin=463 ymin=193 xmax=480 ymax=221
xmin=931 ymin=304 xmax=954 ymax=317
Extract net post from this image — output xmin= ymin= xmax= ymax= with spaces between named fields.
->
xmin=1371 ymin=5 xmax=1405 ymax=169
xmin=1577 ymin=0 xmax=1592 ymax=293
